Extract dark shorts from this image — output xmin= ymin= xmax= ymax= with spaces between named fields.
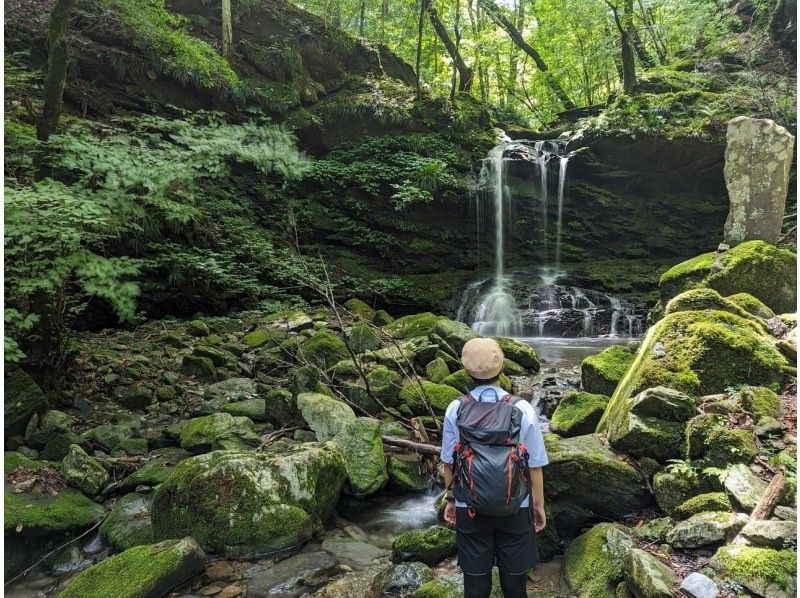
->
xmin=455 ymin=506 xmax=538 ymax=576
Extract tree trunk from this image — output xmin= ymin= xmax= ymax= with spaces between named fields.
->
xmin=466 ymin=0 xmax=488 ymax=102
xmin=382 ymin=436 xmax=441 ymax=455
xmin=624 ymin=0 xmax=654 ymax=67
xmin=636 ymin=0 xmax=667 ymax=63
xmin=606 ymin=1 xmax=636 ymax=93
xmin=359 ymin=0 xmax=366 ymax=36
xmin=426 ymin=0 xmax=473 ymax=91
xmin=416 ymin=0 xmax=426 ymax=97
xmin=37 ymin=0 xmax=77 ymax=142
xmin=221 ymin=0 xmax=233 ymax=63
xmin=478 ymin=0 xmax=575 ymax=110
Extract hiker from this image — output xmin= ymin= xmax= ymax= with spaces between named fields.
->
xmin=440 ymin=337 xmax=548 ymax=598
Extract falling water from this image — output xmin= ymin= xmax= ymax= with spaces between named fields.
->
xmin=555 ymin=157 xmax=569 ymax=271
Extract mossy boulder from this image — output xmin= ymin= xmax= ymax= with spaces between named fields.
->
xmin=605 ymin=386 xmax=696 ymax=463
xmin=343 ymin=298 xmax=376 ymax=321
xmin=115 ymin=448 xmax=191 ymax=493
xmin=297 ymin=392 xmax=356 ymax=441
xmin=665 ymin=511 xmax=747 ymax=548
xmin=204 ymin=377 xmax=265 ymax=405
xmin=99 ymin=492 xmax=154 ymax=551
xmin=704 ymin=427 xmax=758 ymax=467
xmin=386 ymin=313 xmax=444 ymax=340
xmin=299 ymin=330 xmax=349 ymax=369
xmin=61 ymin=444 xmax=109 ymax=495
xmin=622 ymin=548 xmax=677 ymax=598
xmin=181 ymin=355 xmax=216 ymax=380
xmin=25 ymin=410 xmax=72 ymax=448
xmin=57 ymin=537 xmax=206 ymax=598
xmin=366 ymin=366 xmax=403 ymax=407
xmin=597 ymin=310 xmax=787 ymax=433
xmin=265 ymin=388 xmax=300 ymax=427
xmin=543 ymin=434 xmax=651 ymax=521
xmin=663 ymin=287 xmax=761 ymax=325
xmin=723 ymin=463 xmax=767 ymax=511
xmin=710 ymin=545 xmax=797 ymax=598
xmin=392 ymin=525 xmax=457 ymax=565
xmin=658 ymin=240 xmax=796 ymax=314
xmin=222 ymin=398 xmax=268 ymax=421
xmin=347 ymin=322 xmax=382 ymax=354
xmin=727 ymin=292 xmax=776 ymax=320
xmin=152 ymin=443 xmax=347 ymax=557
xmin=5 ymin=452 xmax=105 ymax=538
xmin=631 ymin=517 xmax=674 ymax=544
xmin=399 ymin=381 xmax=462 ymax=415
xmin=494 ymin=337 xmax=540 ymax=371
xmin=441 ymin=369 xmax=512 ymax=394
xmin=673 ymin=492 xmax=731 ymax=519
xmin=652 ymin=468 xmax=717 ymax=517
xmin=739 ymin=385 xmax=782 ymax=419
xmin=563 ymin=523 xmax=633 ymax=597
xmin=551 ymin=391 xmax=609 ymax=437
xmin=334 ymin=417 xmax=387 ymax=497
xmin=431 ymin=318 xmax=477 ymax=353
xmin=425 ymin=357 xmax=450 ymax=383
xmin=373 ymin=562 xmax=434 ymax=596
xmin=178 ymin=413 xmax=259 ymax=453
xmin=5 ymin=369 xmax=47 ymax=437
xmin=388 ymin=453 xmax=429 ymax=493
xmin=82 ymin=424 xmax=133 ymax=452
xmin=581 ymin=346 xmax=636 ymax=396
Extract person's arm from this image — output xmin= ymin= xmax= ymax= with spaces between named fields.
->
xmin=440 ymin=401 xmax=459 ymax=524
xmin=530 ymin=467 xmax=545 ymax=509
xmin=443 ymin=463 xmax=454 ymax=498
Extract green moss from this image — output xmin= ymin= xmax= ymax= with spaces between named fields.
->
xmin=342 ymin=298 xmax=376 ymax=321
xmin=739 ymin=386 xmax=782 ymax=419
xmin=704 ymin=428 xmax=758 ymax=467
xmin=726 ymin=293 xmax=775 ymax=320
xmin=299 ymin=330 xmax=349 ymax=369
xmin=673 ymin=492 xmax=731 ymax=519
xmin=57 ymin=537 xmax=205 ymax=598
xmin=388 ymin=453 xmax=429 ymax=493
xmin=425 ymin=357 xmax=451 ymax=383
xmin=411 ymin=579 xmax=461 ymax=598
xmin=392 ymin=525 xmax=457 ymax=565
xmin=664 ymin=288 xmax=764 ymax=328
xmin=179 ymin=413 xmax=259 ymax=453
xmin=333 ymin=417 xmax=387 ymax=497
xmin=99 ymin=492 xmax=154 ymax=550
xmin=659 ymin=241 xmax=797 ymax=313
xmin=347 ymin=321 xmax=382 ymax=354
xmin=598 ymin=310 xmax=787 ymax=433
xmin=399 ymin=381 xmax=462 ymax=415
xmin=493 ymin=337 xmax=540 ymax=370
xmin=581 ymin=346 xmax=635 ymax=396
xmin=385 ymin=313 xmax=444 ymax=339
xmin=713 ymin=545 xmax=796 ymax=591
xmin=564 ymin=523 xmax=626 ymax=597
xmin=441 ymin=369 xmax=512 ymax=394
xmin=551 ymin=391 xmax=609 ymax=437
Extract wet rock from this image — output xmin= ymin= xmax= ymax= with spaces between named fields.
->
xmin=297 ymin=392 xmax=356 ymax=441
xmin=581 ymin=345 xmax=635 ymax=396
xmin=4 ymin=369 xmax=47 ymax=438
xmin=179 ymin=413 xmax=259 ymax=453
xmin=58 ymin=537 xmax=206 ymax=598
xmin=245 ymin=550 xmax=338 ymax=597
xmin=373 ymin=561 xmax=433 ymax=595
xmin=739 ymin=519 xmax=797 ymax=548
xmin=666 ymin=512 xmax=748 ymax=549
xmin=100 ymin=492 xmax=154 ymax=551
xmin=623 ymin=548 xmax=677 ymax=598
xmin=723 ymin=116 xmax=795 ymax=245
xmin=679 ymin=572 xmax=718 ymax=598
xmin=388 ymin=453 xmax=429 ymax=493
xmin=321 ymin=537 xmax=390 ymax=568
xmin=61 ymin=444 xmax=109 ymax=495
xmin=392 ymin=525 xmax=456 ymax=566
xmin=152 ymin=443 xmax=346 ymax=557
xmin=710 ymin=545 xmax=796 ymax=598
xmin=551 ymin=391 xmax=609 ymax=437
xmin=723 ymin=463 xmax=767 ymax=510
xmin=335 ymin=417 xmax=388 ymax=497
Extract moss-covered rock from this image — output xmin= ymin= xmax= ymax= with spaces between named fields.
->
xmin=739 ymin=385 xmax=782 ymax=419
xmin=723 ymin=463 xmax=767 ymax=511
xmin=343 ymin=298 xmax=376 ymax=321
xmin=551 ymin=391 xmax=609 ymax=437
xmin=704 ymin=427 xmax=758 ymax=467
xmin=631 ymin=517 xmax=674 ymax=544
xmin=658 ymin=240 xmax=796 ymax=314
xmin=373 ymin=561 xmax=434 ymax=596
xmin=581 ymin=346 xmax=636 ymax=396
xmin=411 ymin=578 xmax=461 ymax=598
xmin=663 ymin=287 xmax=762 ymax=323
xmin=299 ymin=331 xmax=349 ymax=369
xmin=385 ymin=313 xmax=444 ymax=340
xmin=493 ymin=337 xmax=540 ymax=371
xmin=388 ymin=453 xmax=429 ymax=493
xmin=181 ymin=355 xmax=216 ymax=380
xmin=82 ymin=424 xmax=133 ymax=452
xmin=425 ymin=357 xmax=450 ymax=383
xmin=665 ymin=511 xmax=747 ymax=548
xmin=543 ymin=434 xmax=651 ymax=520
xmin=297 ymin=392 xmax=356 ymax=441
xmin=727 ymin=292 xmax=776 ymax=320
xmin=606 ymin=386 xmax=696 ymax=463
xmin=61 ymin=444 xmax=109 ymax=495
xmin=399 ymin=381 xmax=462 ymax=415
xmin=441 ymin=369 xmax=512 ymax=394
xmin=5 ymin=452 xmax=105 ymax=538
xmin=652 ymin=468 xmax=713 ymax=517
xmin=222 ymin=398 xmax=268 ymax=421
xmin=334 ymin=417 xmax=387 ymax=497
xmin=710 ymin=545 xmax=797 ymax=597
xmin=431 ymin=318 xmax=477 ymax=353
xmin=564 ymin=523 xmax=633 ymax=597
xmin=5 ymin=369 xmax=47 ymax=437
xmin=99 ymin=492 xmax=154 ymax=551
xmin=673 ymin=492 xmax=731 ymax=519
xmin=152 ymin=444 xmax=347 ymax=557
xmin=347 ymin=322 xmax=382 ymax=354
xmin=58 ymin=537 xmax=206 ymax=598
xmin=179 ymin=413 xmax=259 ymax=453
xmin=392 ymin=525 xmax=456 ymax=565
xmin=366 ymin=366 xmax=403 ymax=407
xmin=622 ymin=548 xmax=677 ymax=598
xmin=265 ymin=388 xmax=300 ymax=427
xmin=115 ymin=448 xmax=191 ymax=493
xmin=597 ymin=310 xmax=787 ymax=433
xmin=25 ymin=410 xmax=72 ymax=448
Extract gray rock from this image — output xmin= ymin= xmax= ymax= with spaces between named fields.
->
xmin=179 ymin=413 xmax=259 ymax=453
xmin=623 ymin=548 xmax=677 ymax=598
xmin=679 ymin=572 xmax=718 ymax=598
xmin=246 ymin=550 xmax=338 ymax=598
xmin=373 ymin=561 xmax=433 ymax=595
xmin=740 ymin=519 xmax=797 ymax=548
xmin=773 ymin=505 xmax=796 ymax=521
xmin=113 ymin=384 xmax=154 ymax=410
xmin=99 ymin=492 xmax=154 ymax=551
xmin=297 ymin=392 xmax=356 ymax=441
xmin=5 ymin=369 xmax=47 ymax=437
xmin=61 ymin=444 xmax=109 ymax=495
xmin=723 ymin=463 xmax=768 ymax=510
xmin=83 ymin=424 xmax=132 ymax=452
xmin=321 ymin=537 xmax=390 ymax=568
xmin=723 ymin=116 xmax=795 ymax=245
xmin=222 ymin=398 xmax=268 ymax=421
xmin=755 ymin=416 xmax=783 ymax=437
xmin=204 ymin=377 xmax=264 ymax=403
xmin=666 ymin=512 xmax=748 ymax=549
xmin=25 ymin=410 xmax=72 ymax=448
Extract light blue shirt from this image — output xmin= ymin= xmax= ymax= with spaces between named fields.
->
xmin=440 ymin=385 xmax=549 ymax=508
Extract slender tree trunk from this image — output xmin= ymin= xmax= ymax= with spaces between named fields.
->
xmin=505 ymin=0 xmax=524 ymax=107
xmin=624 ymin=0 xmax=654 ymax=67
xmin=222 ymin=0 xmax=234 ymax=63
xmin=450 ymin=0 xmax=462 ymax=101
xmin=637 ymin=0 xmax=667 ymax=63
xmin=467 ymin=0 xmax=488 ymax=102
xmin=426 ymin=0 xmax=473 ymax=92
xmin=606 ymin=1 xmax=636 ymax=94
xmin=381 ymin=0 xmax=389 ymax=41
xmin=416 ymin=0 xmax=426 ymax=97
xmin=37 ymin=0 xmax=77 ymax=142
xmin=478 ymin=0 xmax=575 ymax=110
xmin=359 ymin=0 xmax=366 ymax=36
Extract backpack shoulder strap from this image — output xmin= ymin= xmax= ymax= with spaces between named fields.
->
xmin=501 ymin=394 xmax=525 ymax=405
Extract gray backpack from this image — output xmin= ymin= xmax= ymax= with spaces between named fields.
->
xmin=451 ymin=391 xmax=531 ymax=517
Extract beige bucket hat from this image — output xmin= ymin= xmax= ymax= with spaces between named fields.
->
xmin=461 ymin=337 xmax=505 ymax=380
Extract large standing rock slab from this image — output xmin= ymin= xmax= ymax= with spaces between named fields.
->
xmin=297 ymin=392 xmax=356 ymax=441
xmin=723 ymin=117 xmax=795 ymax=245
xmin=151 ymin=443 xmax=347 ymax=557
xmin=335 ymin=417 xmax=388 ymax=497
xmin=58 ymin=537 xmax=205 ymax=598
xmin=623 ymin=548 xmax=677 ymax=598
xmin=563 ymin=523 xmax=633 ymax=597
xmin=178 ymin=413 xmax=259 ymax=453
xmin=5 ymin=369 xmax=47 ymax=438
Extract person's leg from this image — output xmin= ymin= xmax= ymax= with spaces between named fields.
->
xmin=494 ymin=507 xmax=537 ymax=598
xmin=498 ymin=569 xmax=527 ymax=598
xmin=463 ymin=573 xmax=492 ymax=598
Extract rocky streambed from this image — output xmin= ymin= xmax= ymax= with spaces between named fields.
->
xmin=3 ymin=241 xmax=798 ymax=598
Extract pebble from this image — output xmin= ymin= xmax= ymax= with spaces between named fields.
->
xmin=679 ymin=572 xmax=718 ymax=598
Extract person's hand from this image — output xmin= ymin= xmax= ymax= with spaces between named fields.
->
xmin=443 ymin=501 xmax=456 ymax=525
xmin=533 ymin=504 xmax=546 ymax=532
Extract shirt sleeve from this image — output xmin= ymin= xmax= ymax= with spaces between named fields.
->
xmin=439 ymin=400 xmax=461 ymax=464
xmin=519 ymin=401 xmax=549 ymax=467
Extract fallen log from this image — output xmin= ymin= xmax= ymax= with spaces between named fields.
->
xmin=382 ymin=435 xmax=441 ymax=456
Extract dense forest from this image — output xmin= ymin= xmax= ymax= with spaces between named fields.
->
xmin=3 ymin=0 xmax=798 ymax=596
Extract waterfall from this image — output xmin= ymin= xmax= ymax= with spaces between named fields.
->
xmin=555 ymin=157 xmax=569 ymax=271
